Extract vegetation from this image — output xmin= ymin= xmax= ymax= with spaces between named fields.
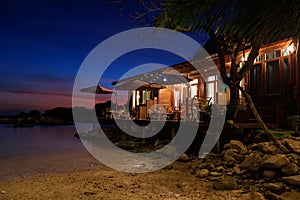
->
xmin=118 ymin=0 xmax=300 ymax=117
xmin=114 ymin=0 xmax=300 ymax=152
xmin=250 ymin=129 xmax=292 ymax=140
xmin=0 ymin=101 xmax=114 ymax=126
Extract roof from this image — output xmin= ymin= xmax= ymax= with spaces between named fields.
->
xmin=112 ymin=57 xmax=220 ymax=90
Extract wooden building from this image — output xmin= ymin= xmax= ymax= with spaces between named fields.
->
xmin=243 ymin=38 xmax=300 ymax=127
xmin=112 ymin=38 xmax=300 ymax=127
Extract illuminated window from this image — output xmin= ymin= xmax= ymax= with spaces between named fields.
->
xmin=265 ymin=50 xmax=280 ymax=60
xmin=254 ymin=54 xmax=263 ymax=62
xmin=206 ymin=75 xmax=218 ymax=103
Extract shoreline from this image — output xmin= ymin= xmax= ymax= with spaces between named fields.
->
xmin=1 ymin=159 xmax=300 ymax=200
xmin=0 ymin=145 xmax=103 ymax=182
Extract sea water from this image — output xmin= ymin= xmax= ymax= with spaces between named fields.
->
xmin=0 ymin=124 xmax=101 ymax=180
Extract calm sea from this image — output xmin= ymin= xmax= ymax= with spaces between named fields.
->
xmin=0 ymin=124 xmax=103 ymax=181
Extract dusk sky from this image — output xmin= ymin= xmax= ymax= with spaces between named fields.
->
xmin=0 ymin=0 xmax=205 ymax=114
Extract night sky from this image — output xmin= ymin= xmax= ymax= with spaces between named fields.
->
xmin=0 ymin=0 xmax=205 ymax=114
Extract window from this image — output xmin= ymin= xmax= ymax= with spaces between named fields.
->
xmin=254 ymin=54 xmax=263 ymax=62
xmin=282 ymin=48 xmax=290 ymax=56
xmin=206 ymin=82 xmax=215 ymax=103
xmin=283 ymin=58 xmax=289 ymax=87
xmin=190 ymin=79 xmax=198 ymax=98
xmin=250 ymin=64 xmax=262 ymax=95
xmin=266 ymin=60 xmax=280 ymax=94
xmin=206 ymin=75 xmax=218 ymax=104
xmin=265 ymin=50 xmax=280 ymax=60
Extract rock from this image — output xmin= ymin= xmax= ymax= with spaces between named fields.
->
xmin=240 ymin=153 xmax=263 ymax=172
xmin=207 ymin=176 xmax=220 ymax=181
xmin=233 ymin=165 xmax=241 ymax=175
xmin=265 ymin=191 xmax=281 ymax=200
xmin=196 ymin=169 xmax=209 ymax=178
xmin=226 ymin=140 xmax=248 ymax=154
xmin=226 ymin=172 xmax=234 ymax=176
xmin=213 ymin=178 xmax=240 ymax=190
xmin=209 ymin=172 xmax=222 ymax=177
xmin=178 ymin=153 xmax=190 ymax=162
xmin=224 ymin=149 xmax=238 ymax=156
xmin=198 ymin=163 xmax=207 ymax=169
xmin=262 ymin=144 xmax=280 ymax=155
xmin=262 ymin=154 xmax=273 ymax=162
xmin=248 ymin=143 xmax=261 ymax=151
xmin=265 ymin=183 xmax=285 ymax=194
xmin=234 ymin=154 xmax=246 ymax=162
xmin=223 ymin=143 xmax=230 ymax=150
xmin=263 ymin=170 xmax=279 ymax=179
xmin=251 ymin=192 xmax=265 ymax=200
xmin=215 ymin=166 xmax=224 ymax=172
xmin=214 ymin=160 xmax=222 ymax=166
xmin=262 ymin=154 xmax=290 ymax=169
xmin=224 ymin=155 xmax=236 ymax=162
xmin=281 ymin=163 xmax=299 ymax=176
xmin=282 ymin=175 xmax=300 ymax=186
xmin=287 ymin=153 xmax=300 ymax=165
xmin=224 ymin=161 xmax=236 ymax=168
xmin=283 ymin=138 xmax=300 ymax=154
xmin=206 ymin=162 xmax=215 ymax=170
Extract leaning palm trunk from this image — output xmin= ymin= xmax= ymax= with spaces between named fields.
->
xmin=237 ymin=85 xmax=289 ymax=153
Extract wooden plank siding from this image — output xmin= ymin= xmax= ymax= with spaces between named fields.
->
xmin=243 ymin=39 xmax=299 ymax=127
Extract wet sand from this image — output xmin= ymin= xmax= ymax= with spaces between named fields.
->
xmin=0 ymin=145 xmax=104 ymax=181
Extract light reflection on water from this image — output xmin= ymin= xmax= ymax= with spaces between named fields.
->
xmin=0 ymin=123 xmax=103 ymax=180
xmin=0 ymin=124 xmax=82 ymax=158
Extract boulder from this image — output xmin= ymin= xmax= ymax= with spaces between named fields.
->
xmin=263 ymin=170 xmax=280 ymax=179
xmin=265 ymin=183 xmax=285 ymax=194
xmin=281 ymin=163 xmax=299 ymax=176
xmin=225 ymin=140 xmax=248 ymax=154
xmin=264 ymin=191 xmax=281 ymax=200
xmin=213 ymin=178 xmax=240 ymax=190
xmin=224 ymin=148 xmax=238 ymax=156
xmin=282 ymin=175 xmax=300 ymax=186
xmin=262 ymin=154 xmax=290 ymax=169
xmin=223 ymin=155 xmax=236 ymax=162
xmin=240 ymin=153 xmax=263 ymax=172
xmin=262 ymin=144 xmax=281 ymax=155
xmin=283 ymin=138 xmax=300 ymax=154
xmin=234 ymin=154 xmax=246 ymax=162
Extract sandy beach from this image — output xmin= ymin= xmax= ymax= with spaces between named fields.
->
xmin=1 ymin=156 xmax=300 ymax=200
xmin=0 ymin=159 xmax=260 ymax=200
xmin=1 ymin=125 xmax=300 ymax=199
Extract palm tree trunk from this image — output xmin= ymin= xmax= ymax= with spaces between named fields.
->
xmin=238 ymin=86 xmax=289 ymax=153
